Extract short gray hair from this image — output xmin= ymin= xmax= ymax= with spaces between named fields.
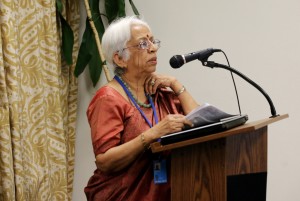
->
xmin=101 ymin=16 xmax=151 ymax=75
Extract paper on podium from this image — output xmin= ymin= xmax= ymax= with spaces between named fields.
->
xmin=185 ymin=103 xmax=235 ymax=128
xmin=160 ymin=103 xmax=248 ymax=145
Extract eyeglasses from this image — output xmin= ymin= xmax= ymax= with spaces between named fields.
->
xmin=122 ymin=39 xmax=161 ymax=51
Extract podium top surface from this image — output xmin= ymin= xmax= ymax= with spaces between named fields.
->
xmin=151 ymin=114 xmax=288 ymax=153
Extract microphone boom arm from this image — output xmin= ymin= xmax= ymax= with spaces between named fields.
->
xmin=203 ymin=61 xmax=279 ymax=118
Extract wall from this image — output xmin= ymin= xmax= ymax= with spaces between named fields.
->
xmin=73 ymin=0 xmax=300 ymax=200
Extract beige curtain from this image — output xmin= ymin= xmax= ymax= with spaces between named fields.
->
xmin=0 ymin=0 xmax=79 ymax=200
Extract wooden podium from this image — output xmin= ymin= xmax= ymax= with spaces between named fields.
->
xmin=151 ymin=114 xmax=288 ymax=201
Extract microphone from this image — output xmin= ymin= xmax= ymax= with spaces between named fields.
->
xmin=169 ymin=48 xmax=221 ymax=68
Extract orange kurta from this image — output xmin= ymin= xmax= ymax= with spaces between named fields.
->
xmin=84 ymin=86 xmax=183 ymax=201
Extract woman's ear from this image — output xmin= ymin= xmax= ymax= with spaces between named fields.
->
xmin=113 ymin=52 xmax=127 ymax=68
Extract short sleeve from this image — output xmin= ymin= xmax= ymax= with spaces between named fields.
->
xmin=87 ymin=87 xmax=131 ymax=156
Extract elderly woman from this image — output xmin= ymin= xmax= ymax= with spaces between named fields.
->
xmin=84 ymin=16 xmax=199 ymax=201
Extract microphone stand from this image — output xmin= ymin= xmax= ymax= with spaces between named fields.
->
xmin=202 ymin=61 xmax=279 ymax=118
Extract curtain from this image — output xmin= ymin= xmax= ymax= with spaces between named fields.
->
xmin=0 ymin=0 xmax=79 ymax=200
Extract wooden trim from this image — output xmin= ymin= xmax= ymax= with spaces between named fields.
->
xmin=151 ymin=114 xmax=288 ymax=153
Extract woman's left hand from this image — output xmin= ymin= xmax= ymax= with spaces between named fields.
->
xmin=144 ymin=73 xmax=177 ymax=95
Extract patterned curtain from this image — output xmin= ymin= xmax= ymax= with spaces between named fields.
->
xmin=0 ymin=0 xmax=79 ymax=200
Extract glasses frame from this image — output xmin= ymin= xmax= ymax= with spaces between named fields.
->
xmin=121 ymin=39 xmax=161 ymax=52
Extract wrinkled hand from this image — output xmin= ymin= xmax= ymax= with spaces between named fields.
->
xmin=150 ymin=114 xmax=193 ymax=139
xmin=144 ymin=73 xmax=177 ymax=95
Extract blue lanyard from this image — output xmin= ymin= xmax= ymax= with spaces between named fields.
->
xmin=115 ymin=76 xmax=158 ymax=128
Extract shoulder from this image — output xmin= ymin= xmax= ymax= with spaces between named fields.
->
xmin=87 ymin=85 xmax=129 ymax=118
xmin=90 ymin=85 xmax=121 ymax=104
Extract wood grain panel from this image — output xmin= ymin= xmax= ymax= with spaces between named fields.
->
xmin=171 ymin=139 xmax=226 ymax=201
xmin=226 ymin=127 xmax=268 ymax=175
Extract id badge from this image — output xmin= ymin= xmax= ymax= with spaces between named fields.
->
xmin=153 ymin=159 xmax=167 ymax=184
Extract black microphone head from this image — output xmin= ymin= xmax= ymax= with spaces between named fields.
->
xmin=169 ymin=55 xmax=184 ymax=68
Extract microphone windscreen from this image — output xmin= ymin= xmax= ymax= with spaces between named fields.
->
xmin=169 ymin=55 xmax=184 ymax=68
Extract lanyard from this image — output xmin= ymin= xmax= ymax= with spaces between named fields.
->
xmin=115 ymin=76 xmax=158 ymax=128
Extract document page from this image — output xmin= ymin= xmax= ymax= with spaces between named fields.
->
xmin=185 ymin=103 xmax=235 ymax=128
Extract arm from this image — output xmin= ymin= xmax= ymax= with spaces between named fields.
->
xmin=170 ymin=79 xmax=199 ymax=115
xmin=95 ymin=132 xmax=145 ymax=173
xmin=96 ymin=114 xmax=192 ymax=173
xmin=145 ymin=74 xmax=199 ymax=115
xmin=96 ymin=117 xmax=191 ymax=173
xmin=91 ymin=87 xmax=193 ymax=173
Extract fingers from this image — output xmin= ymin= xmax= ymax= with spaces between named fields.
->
xmin=160 ymin=114 xmax=192 ymax=134
xmin=145 ymin=74 xmax=174 ymax=95
xmin=183 ymin=119 xmax=193 ymax=127
xmin=145 ymin=75 xmax=158 ymax=95
xmin=151 ymin=114 xmax=193 ymax=140
xmin=170 ymin=115 xmax=192 ymax=129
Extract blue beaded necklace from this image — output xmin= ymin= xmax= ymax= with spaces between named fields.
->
xmin=115 ymin=75 xmax=158 ymax=128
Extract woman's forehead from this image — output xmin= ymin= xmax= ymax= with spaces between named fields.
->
xmin=130 ymin=24 xmax=153 ymax=40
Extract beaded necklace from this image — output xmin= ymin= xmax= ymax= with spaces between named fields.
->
xmin=116 ymin=75 xmax=151 ymax=108
xmin=115 ymin=75 xmax=158 ymax=128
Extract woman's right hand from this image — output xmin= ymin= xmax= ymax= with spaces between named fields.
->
xmin=149 ymin=114 xmax=192 ymax=140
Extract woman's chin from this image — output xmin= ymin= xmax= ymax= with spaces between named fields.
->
xmin=149 ymin=64 xmax=157 ymax=72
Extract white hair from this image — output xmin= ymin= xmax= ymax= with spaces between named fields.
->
xmin=101 ymin=16 xmax=151 ymax=74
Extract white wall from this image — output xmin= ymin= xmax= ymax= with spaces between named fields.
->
xmin=73 ymin=1 xmax=300 ymax=200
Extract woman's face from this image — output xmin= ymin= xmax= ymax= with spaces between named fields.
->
xmin=124 ymin=24 xmax=159 ymax=77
